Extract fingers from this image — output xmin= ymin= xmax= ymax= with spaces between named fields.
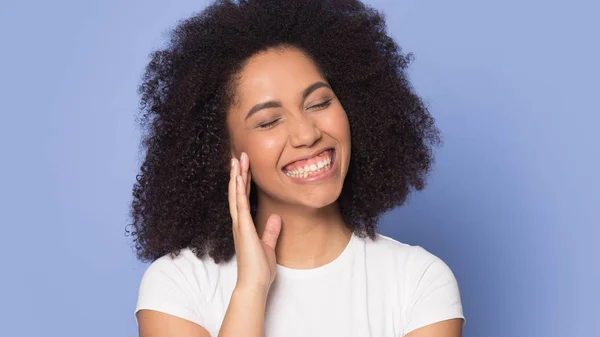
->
xmin=246 ymin=170 xmax=252 ymax=199
xmin=261 ymin=214 xmax=282 ymax=251
xmin=240 ymin=152 xmax=251 ymax=198
xmin=228 ymin=157 xmax=239 ymax=229
xmin=240 ymin=152 xmax=249 ymax=183
xmin=236 ymin=170 xmax=255 ymax=234
xmin=231 ymin=152 xmax=254 ymax=235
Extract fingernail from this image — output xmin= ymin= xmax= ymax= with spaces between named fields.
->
xmin=241 ymin=152 xmax=246 ymax=162
xmin=231 ymin=158 xmax=235 ymax=167
xmin=236 ymin=176 xmax=242 ymax=184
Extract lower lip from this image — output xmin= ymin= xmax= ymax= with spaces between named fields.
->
xmin=283 ymin=150 xmax=337 ymax=184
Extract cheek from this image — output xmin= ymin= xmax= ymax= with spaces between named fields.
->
xmin=245 ymin=134 xmax=286 ymax=194
xmin=246 ymin=134 xmax=284 ymax=172
xmin=318 ymin=107 xmax=351 ymax=172
xmin=319 ymin=107 xmax=351 ymax=142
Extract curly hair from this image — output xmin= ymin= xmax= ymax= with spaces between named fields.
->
xmin=128 ymin=0 xmax=440 ymax=263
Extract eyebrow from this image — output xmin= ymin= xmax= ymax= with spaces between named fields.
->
xmin=244 ymin=81 xmax=332 ymax=120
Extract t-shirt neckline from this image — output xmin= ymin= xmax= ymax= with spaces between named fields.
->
xmin=275 ymin=232 xmax=356 ymax=279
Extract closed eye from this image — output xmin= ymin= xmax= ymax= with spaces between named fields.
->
xmin=308 ymin=99 xmax=332 ymax=110
xmin=257 ymin=119 xmax=280 ymax=129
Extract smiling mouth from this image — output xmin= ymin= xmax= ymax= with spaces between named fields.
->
xmin=282 ymin=149 xmax=335 ymax=179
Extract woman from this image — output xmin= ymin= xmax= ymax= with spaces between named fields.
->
xmin=130 ymin=0 xmax=465 ymax=336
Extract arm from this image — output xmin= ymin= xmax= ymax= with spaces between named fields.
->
xmin=217 ymin=286 xmax=268 ymax=337
xmin=404 ymin=318 xmax=463 ymax=337
xmin=137 ymin=310 xmax=211 ymax=337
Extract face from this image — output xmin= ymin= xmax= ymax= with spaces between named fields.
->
xmin=226 ymin=47 xmax=351 ymax=210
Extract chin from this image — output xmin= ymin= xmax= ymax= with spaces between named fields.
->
xmin=295 ymin=188 xmax=342 ymax=210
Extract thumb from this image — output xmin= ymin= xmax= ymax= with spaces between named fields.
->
xmin=261 ymin=214 xmax=281 ymax=250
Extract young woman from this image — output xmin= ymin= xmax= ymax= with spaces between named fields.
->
xmin=130 ymin=1 xmax=465 ymax=336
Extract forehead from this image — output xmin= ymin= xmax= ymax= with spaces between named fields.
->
xmin=233 ymin=48 xmax=325 ymax=106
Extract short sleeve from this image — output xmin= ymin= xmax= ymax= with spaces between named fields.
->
xmin=403 ymin=248 xmax=465 ymax=334
xmin=135 ymin=256 xmax=205 ymax=327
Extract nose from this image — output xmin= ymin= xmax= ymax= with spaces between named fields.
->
xmin=287 ymin=114 xmax=322 ymax=148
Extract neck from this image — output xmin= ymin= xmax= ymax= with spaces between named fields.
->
xmin=254 ymin=197 xmax=352 ymax=269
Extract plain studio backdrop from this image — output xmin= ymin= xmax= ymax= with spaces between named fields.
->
xmin=0 ymin=0 xmax=598 ymax=336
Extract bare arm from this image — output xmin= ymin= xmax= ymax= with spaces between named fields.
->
xmin=404 ymin=318 xmax=463 ymax=337
xmin=137 ymin=310 xmax=211 ymax=337
xmin=217 ymin=153 xmax=281 ymax=336
xmin=217 ymin=286 xmax=268 ymax=337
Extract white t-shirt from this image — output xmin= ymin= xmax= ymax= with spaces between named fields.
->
xmin=136 ymin=233 xmax=465 ymax=336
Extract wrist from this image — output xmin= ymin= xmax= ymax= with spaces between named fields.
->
xmin=233 ymin=283 xmax=270 ymax=301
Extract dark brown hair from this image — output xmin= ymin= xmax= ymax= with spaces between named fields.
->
xmin=128 ymin=0 xmax=440 ymax=263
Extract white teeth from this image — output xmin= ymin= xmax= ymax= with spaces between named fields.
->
xmin=284 ymin=150 xmax=334 ymax=178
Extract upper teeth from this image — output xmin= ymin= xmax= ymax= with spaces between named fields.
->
xmin=285 ymin=153 xmax=332 ymax=177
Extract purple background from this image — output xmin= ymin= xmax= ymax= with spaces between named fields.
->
xmin=1 ymin=0 xmax=598 ymax=336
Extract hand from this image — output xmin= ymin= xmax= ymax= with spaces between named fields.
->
xmin=229 ymin=152 xmax=282 ymax=294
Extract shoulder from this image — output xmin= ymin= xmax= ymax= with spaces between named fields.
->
xmin=139 ymin=248 xmax=236 ymax=295
xmin=362 ymin=233 xmax=443 ymax=270
xmin=361 ymin=233 xmax=465 ymax=334
xmin=364 ymin=233 xmax=460 ymax=294
xmin=140 ymin=249 xmax=206 ymax=291
xmin=136 ymin=248 xmax=237 ymax=326
xmin=141 ymin=248 xmax=203 ymax=276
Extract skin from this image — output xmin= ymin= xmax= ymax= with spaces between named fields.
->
xmin=226 ymin=47 xmax=353 ymax=271
xmin=137 ymin=47 xmax=463 ymax=337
